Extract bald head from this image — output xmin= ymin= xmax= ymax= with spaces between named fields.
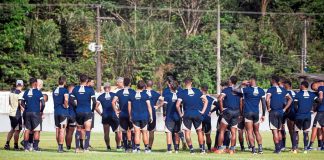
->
xmin=146 ymin=80 xmax=153 ymax=88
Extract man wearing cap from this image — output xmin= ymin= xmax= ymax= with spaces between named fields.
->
xmin=95 ymin=82 xmax=122 ymax=151
xmin=4 ymin=80 xmax=24 ymax=150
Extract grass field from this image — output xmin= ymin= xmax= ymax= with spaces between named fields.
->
xmin=0 ymin=131 xmax=323 ymax=160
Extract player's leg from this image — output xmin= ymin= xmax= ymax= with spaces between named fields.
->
xmin=110 ymin=117 xmax=122 ymax=151
xmin=316 ymin=127 xmax=322 ymax=150
xmin=215 ymin=122 xmax=228 ymax=153
xmin=83 ymin=113 xmax=92 ymax=151
xmin=229 ymin=127 xmax=237 ymax=154
xmin=133 ymin=121 xmax=141 ymax=152
xmin=237 ymin=117 xmax=245 ymax=151
xmin=182 ymin=116 xmax=194 ymax=153
xmin=4 ymin=116 xmax=16 ymax=150
xmin=75 ymin=112 xmax=85 ymax=153
xmin=103 ymin=124 xmax=111 ymax=150
xmin=58 ymin=115 xmax=67 ymax=153
xmin=31 ymin=112 xmax=41 ymax=151
xmin=302 ymin=118 xmax=311 ymax=153
xmin=245 ymin=121 xmax=255 ymax=153
xmin=141 ymin=121 xmax=150 ymax=153
xmin=269 ymin=111 xmax=281 ymax=153
xmin=13 ymin=117 xmax=22 ymax=150
xmin=287 ymin=118 xmax=295 ymax=150
xmin=253 ymin=122 xmax=263 ymax=154
xmin=65 ymin=117 xmax=76 ymax=150
xmin=193 ymin=116 xmax=205 ymax=154
xmin=165 ymin=120 xmax=173 ymax=153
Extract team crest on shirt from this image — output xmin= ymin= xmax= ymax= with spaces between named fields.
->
xmin=276 ymin=87 xmax=282 ymax=94
xmin=188 ymin=89 xmax=195 ymax=96
xmin=303 ymin=91 xmax=310 ymax=98
xmin=54 ymin=87 xmax=60 ymax=96
xmin=105 ymin=93 xmax=111 ymax=100
xmin=135 ymin=92 xmax=141 ymax=100
xmin=146 ymin=90 xmax=152 ymax=98
xmin=123 ymin=89 xmax=129 ymax=96
xmin=78 ymin=86 xmax=85 ymax=94
xmin=27 ymin=89 xmax=33 ymax=97
xmin=172 ymin=93 xmax=177 ymax=102
xmin=253 ymin=87 xmax=259 ymax=96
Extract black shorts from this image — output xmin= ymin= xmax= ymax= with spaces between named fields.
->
xmin=76 ymin=112 xmax=92 ymax=126
xmin=295 ymin=117 xmax=311 ymax=132
xmin=148 ymin=116 xmax=156 ymax=132
xmin=269 ymin=110 xmax=283 ymax=130
xmin=9 ymin=116 xmax=22 ymax=131
xmin=237 ymin=116 xmax=245 ymax=130
xmin=285 ymin=111 xmax=295 ymax=121
xmin=91 ymin=112 xmax=95 ymax=129
xmin=102 ymin=116 xmax=119 ymax=132
xmin=182 ymin=115 xmax=202 ymax=131
xmin=54 ymin=114 xmax=68 ymax=128
xmin=221 ymin=109 xmax=240 ymax=128
xmin=24 ymin=112 xmax=41 ymax=131
xmin=165 ymin=119 xmax=182 ymax=133
xmin=120 ymin=117 xmax=133 ymax=132
xmin=313 ymin=112 xmax=324 ymax=128
xmin=133 ymin=120 xmax=148 ymax=130
xmin=67 ymin=115 xmax=77 ymax=127
xmin=244 ymin=112 xmax=260 ymax=124
xmin=202 ymin=117 xmax=212 ymax=134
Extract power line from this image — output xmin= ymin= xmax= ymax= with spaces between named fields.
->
xmin=1 ymin=3 xmax=324 ymax=16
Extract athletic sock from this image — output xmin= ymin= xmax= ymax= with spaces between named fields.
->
xmin=172 ymin=133 xmax=176 ymax=145
xmin=189 ymin=144 xmax=193 ymax=151
xmin=174 ymin=144 xmax=179 ymax=151
xmin=281 ymin=130 xmax=286 ymax=148
xmin=14 ymin=143 xmax=18 ymax=149
xmin=292 ymin=131 xmax=298 ymax=150
xmin=6 ymin=141 xmax=9 ymax=145
xmin=239 ymin=141 xmax=244 ymax=150
xmin=75 ymin=131 xmax=81 ymax=149
xmin=275 ymin=143 xmax=279 ymax=152
xmin=136 ymin=144 xmax=140 ymax=151
xmin=199 ymin=144 xmax=204 ymax=152
xmin=308 ymin=141 xmax=313 ymax=148
xmin=33 ymin=140 xmax=39 ymax=150
xmin=131 ymin=132 xmax=136 ymax=150
xmin=84 ymin=131 xmax=91 ymax=150
xmin=207 ymin=143 xmax=211 ymax=151
xmin=303 ymin=132 xmax=309 ymax=150
xmin=122 ymin=133 xmax=127 ymax=149
xmin=167 ymin=144 xmax=172 ymax=151
xmin=318 ymin=140 xmax=322 ymax=148
xmin=258 ymin=144 xmax=263 ymax=151
xmin=179 ymin=132 xmax=185 ymax=142
xmin=80 ymin=139 xmax=84 ymax=149
xmin=28 ymin=133 xmax=34 ymax=143
xmin=144 ymin=144 xmax=149 ymax=151
xmin=251 ymin=146 xmax=256 ymax=153
xmin=24 ymin=140 xmax=29 ymax=150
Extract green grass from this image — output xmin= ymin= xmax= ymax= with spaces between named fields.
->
xmin=0 ymin=131 xmax=323 ymax=160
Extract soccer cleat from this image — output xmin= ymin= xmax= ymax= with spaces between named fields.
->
xmin=175 ymin=150 xmax=179 ymax=154
xmin=33 ymin=148 xmax=41 ymax=152
xmin=211 ymin=147 xmax=218 ymax=152
xmin=67 ymin=146 xmax=71 ymax=150
xmin=200 ymin=150 xmax=206 ymax=155
xmin=190 ymin=149 xmax=195 ymax=154
xmin=258 ymin=148 xmax=263 ymax=154
xmin=75 ymin=148 xmax=82 ymax=153
xmin=84 ymin=149 xmax=90 ymax=153
xmin=166 ymin=150 xmax=172 ymax=154
xmin=280 ymin=147 xmax=286 ymax=151
xmin=306 ymin=146 xmax=313 ymax=151
xmin=291 ymin=150 xmax=298 ymax=154
xmin=273 ymin=150 xmax=280 ymax=154
xmin=4 ymin=144 xmax=10 ymax=150
xmin=144 ymin=150 xmax=150 ymax=154
xmin=24 ymin=149 xmax=29 ymax=152
xmin=107 ymin=146 xmax=111 ymax=151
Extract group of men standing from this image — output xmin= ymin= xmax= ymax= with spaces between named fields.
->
xmin=3 ymin=74 xmax=324 ymax=155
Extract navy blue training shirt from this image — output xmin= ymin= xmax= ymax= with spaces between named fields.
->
xmin=242 ymin=86 xmax=265 ymax=113
xmin=145 ymin=89 xmax=161 ymax=119
xmin=97 ymin=92 xmax=116 ymax=118
xmin=294 ymin=90 xmax=317 ymax=119
xmin=177 ymin=88 xmax=204 ymax=117
xmin=114 ymin=88 xmax=136 ymax=118
xmin=221 ymin=86 xmax=241 ymax=110
xmin=266 ymin=86 xmax=290 ymax=113
xmin=287 ymin=90 xmax=296 ymax=114
xmin=71 ymin=85 xmax=95 ymax=113
xmin=128 ymin=91 xmax=150 ymax=121
xmin=68 ymin=93 xmax=76 ymax=117
xmin=53 ymin=87 xmax=69 ymax=115
xmin=317 ymin=86 xmax=324 ymax=112
xmin=203 ymin=95 xmax=216 ymax=119
xmin=164 ymin=91 xmax=181 ymax=122
xmin=22 ymin=88 xmax=44 ymax=113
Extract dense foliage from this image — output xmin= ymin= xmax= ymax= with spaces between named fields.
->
xmin=1 ymin=0 xmax=323 ymax=91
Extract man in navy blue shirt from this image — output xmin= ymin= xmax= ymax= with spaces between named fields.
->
xmin=215 ymin=76 xmax=242 ymax=154
xmin=112 ymin=78 xmax=136 ymax=152
xmin=144 ymin=80 xmax=161 ymax=152
xmin=176 ymin=77 xmax=208 ymax=154
xmin=128 ymin=80 xmax=153 ymax=153
xmin=266 ymin=75 xmax=292 ymax=154
xmin=20 ymin=78 xmax=45 ymax=152
xmin=65 ymin=83 xmax=76 ymax=150
xmin=292 ymin=81 xmax=318 ymax=153
xmin=283 ymin=80 xmax=297 ymax=150
xmin=95 ymin=82 xmax=121 ymax=151
xmin=240 ymin=76 xmax=266 ymax=154
xmin=157 ymin=80 xmax=181 ymax=153
xmin=53 ymin=76 xmax=69 ymax=153
xmin=70 ymin=74 xmax=96 ymax=152
xmin=200 ymin=85 xmax=217 ymax=152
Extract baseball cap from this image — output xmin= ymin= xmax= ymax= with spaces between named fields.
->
xmin=16 ymin=80 xmax=24 ymax=86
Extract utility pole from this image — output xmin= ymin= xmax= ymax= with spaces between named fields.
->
xmin=216 ymin=0 xmax=221 ymax=94
xmin=95 ymin=5 xmax=102 ymax=92
xmin=301 ymin=19 xmax=307 ymax=74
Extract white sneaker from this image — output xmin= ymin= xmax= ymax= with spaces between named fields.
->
xmin=175 ymin=150 xmax=179 ymax=154
xmin=166 ymin=151 xmax=172 ymax=154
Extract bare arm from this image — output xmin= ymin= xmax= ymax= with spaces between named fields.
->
xmin=128 ymin=101 xmax=132 ymax=121
xmin=112 ymin=97 xmax=120 ymax=114
xmin=63 ymin=94 xmax=69 ymax=108
xmin=240 ymin=98 xmax=243 ymax=116
xmin=95 ymin=102 xmax=102 ymax=115
xmin=176 ymin=100 xmax=183 ymax=117
xmin=266 ymin=94 xmax=271 ymax=111
xmin=200 ymin=95 xmax=208 ymax=114
xmin=218 ymin=94 xmax=225 ymax=112
xmin=261 ymin=97 xmax=266 ymax=116
xmin=283 ymin=95 xmax=292 ymax=112
xmin=146 ymin=100 xmax=153 ymax=123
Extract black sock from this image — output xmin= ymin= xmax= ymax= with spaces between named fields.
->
xmin=174 ymin=144 xmax=179 ymax=151
xmin=84 ymin=131 xmax=91 ymax=149
xmin=167 ymin=144 xmax=172 ymax=151
xmin=144 ymin=144 xmax=149 ymax=150
xmin=33 ymin=140 xmax=39 ymax=149
xmin=6 ymin=141 xmax=9 ymax=145
xmin=239 ymin=141 xmax=244 ymax=149
xmin=14 ymin=143 xmax=18 ymax=148
xmin=308 ymin=141 xmax=313 ymax=148
xmin=136 ymin=144 xmax=140 ymax=151
xmin=24 ymin=140 xmax=29 ymax=150
xmin=318 ymin=140 xmax=321 ymax=148
xmin=80 ymin=139 xmax=84 ymax=149
xmin=28 ymin=134 xmax=34 ymax=143
xmin=207 ymin=143 xmax=211 ymax=150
